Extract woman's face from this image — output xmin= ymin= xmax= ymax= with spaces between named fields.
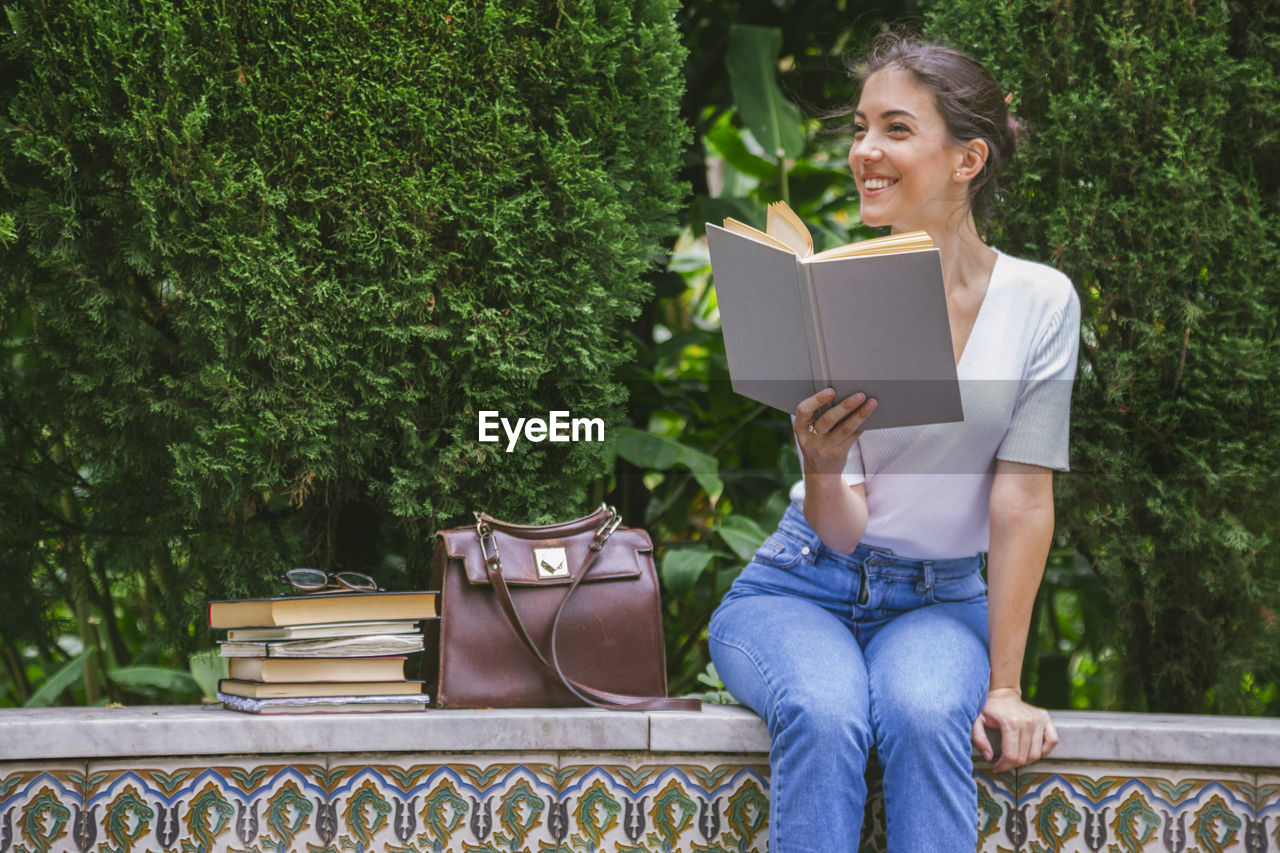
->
xmin=849 ymin=68 xmax=969 ymax=232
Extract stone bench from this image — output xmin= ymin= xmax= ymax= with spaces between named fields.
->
xmin=1 ymin=705 xmax=1277 ymax=851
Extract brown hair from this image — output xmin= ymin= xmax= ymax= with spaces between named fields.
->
xmin=850 ymin=30 xmax=1026 ymax=221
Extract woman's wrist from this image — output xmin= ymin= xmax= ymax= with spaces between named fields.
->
xmin=988 ymin=685 xmax=1022 ymax=699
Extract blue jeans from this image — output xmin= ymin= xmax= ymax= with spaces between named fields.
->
xmin=708 ymin=503 xmax=990 ymax=852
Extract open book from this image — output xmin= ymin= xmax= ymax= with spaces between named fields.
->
xmin=706 ymin=201 xmax=963 ymax=429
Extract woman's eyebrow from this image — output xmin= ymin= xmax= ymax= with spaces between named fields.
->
xmin=853 ymin=109 xmax=918 ymax=120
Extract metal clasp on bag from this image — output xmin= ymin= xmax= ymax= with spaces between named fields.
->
xmin=475 ymin=514 xmax=502 ymax=573
xmin=534 ymin=547 xmax=570 ymax=579
xmin=590 ymin=506 xmax=622 ymax=551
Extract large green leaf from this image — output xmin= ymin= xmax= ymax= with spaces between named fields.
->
xmin=188 ymin=650 xmax=230 ymax=702
xmin=689 ymin=195 xmax=766 ymax=238
xmin=23 ymin=648 xmax=94 ymax=707
xmin=613 ymin=427 xmax=724 ymax=499
xmin=717 ymin=514 xmax=770 ymax=563
xmin=705 ymin=110 xmax=779 ymax=181
xmin=660 ymin=546 xmax=722 ymax=596
xmin=108 ymin=666 xmax=200 ymax=696
xmin=726 ymin=25 xmax=805 ymax=161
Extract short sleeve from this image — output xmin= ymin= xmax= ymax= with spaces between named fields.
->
xmin=996 ymin=285 xmax=1081 ymax=470
xmin=841 ymin=440 xmax=866 ymax=485
xmin=787 ymin=422 xmax=865 ymax=505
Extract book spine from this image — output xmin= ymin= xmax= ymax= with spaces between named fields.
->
xmin=797 ymin=260 xmax=828 ymax=400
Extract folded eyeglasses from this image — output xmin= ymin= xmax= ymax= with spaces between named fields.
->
xmin=277 ymin=568 xmax=383 ymax=593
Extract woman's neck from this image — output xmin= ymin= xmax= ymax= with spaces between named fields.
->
xmin=894 ymin=209 xmax=994 ymax=297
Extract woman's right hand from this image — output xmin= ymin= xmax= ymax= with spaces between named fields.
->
xmin=794 ymin=387 xmax=878 ymax=476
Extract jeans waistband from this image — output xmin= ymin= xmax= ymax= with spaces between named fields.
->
xmin=777 ymin=502 xmax=982 ymax=572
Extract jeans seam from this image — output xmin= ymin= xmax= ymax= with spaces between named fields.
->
xmin=707 ymin=632 xmax=781 ymax=711
xmin=707 ymin=630 xmax=786 ymax=843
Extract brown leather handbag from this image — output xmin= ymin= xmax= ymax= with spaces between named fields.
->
xmin=424 ymin=504 xmax=699 ymax=711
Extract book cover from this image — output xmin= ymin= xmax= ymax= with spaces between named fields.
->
xmin=227 ymin=655 xmax=408 ymax=683
xmin=217 ymin=692 xmax=429 ymax=714
xmin=218 ymin=678 xmax=425 ymax=699
xmin=208 ymin=589 xmax=438 ymax=630
xmin=706 ymin=202 xmax=963 ymax=429
xmin=226 ymin=620 xmax=425 ymax=642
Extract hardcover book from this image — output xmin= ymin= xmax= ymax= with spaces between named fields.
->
xmin=226 ymin=620 xmax=424 ymax=642
xmin=208 ymin=589 xmax=438 ymax=630
xmin=217 ymin=692 xmax=429 ymax=714
xmin=218 ymin=678 xmax=425 ymax=699
xmin=706 ymin=201 xmax=963 ymax=429
xmin=226 ymin=655 xmax=408 ymax=683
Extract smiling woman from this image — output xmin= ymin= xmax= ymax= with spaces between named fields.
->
xmin=707 ymin=29 xmax=1081 ymax=853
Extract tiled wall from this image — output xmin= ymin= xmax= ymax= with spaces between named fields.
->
xmin=1 ymin=753 xmax=1274 ymax=851
xmin=0 ymin=754 xmax=769 ymax=853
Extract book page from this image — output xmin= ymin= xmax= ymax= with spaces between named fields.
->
xmin=766 ymin=202 xmax=814 ymax=258
xmin=809 ymin=230 xmax=934 ymax=262
xmin=722 ymin=217 xmax=797 ymax=255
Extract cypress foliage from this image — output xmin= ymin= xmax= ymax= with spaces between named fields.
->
xmin=0 ymin=0 xmax=687 ymax=651
xmin=924 ymin=0 xmax=1280 ymax=711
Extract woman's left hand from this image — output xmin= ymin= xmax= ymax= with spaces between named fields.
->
xmin=971 ymin=687 xmax=1059 ymax=773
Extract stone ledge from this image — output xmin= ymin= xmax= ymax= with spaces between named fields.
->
xmin=2 ymin=705 xmax=1279 ymax=769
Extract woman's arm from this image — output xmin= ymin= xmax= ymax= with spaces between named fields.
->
xmin=794 ymin=387 xmax=876 ymax=552
xmin=971 ymin=458 xmax=1061 ymax=772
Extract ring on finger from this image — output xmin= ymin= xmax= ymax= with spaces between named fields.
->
xmin=808 ymin=424 xmax=818 ymax=434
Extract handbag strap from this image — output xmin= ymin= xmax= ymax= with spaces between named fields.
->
xmin=476 ymin=509 xmax=700 ymax=712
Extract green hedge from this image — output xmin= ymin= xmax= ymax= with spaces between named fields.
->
xmin=0 ymin=0 xmax=686 ymax=657
xmin=926 ymin=0 xmax=1280 ymax=712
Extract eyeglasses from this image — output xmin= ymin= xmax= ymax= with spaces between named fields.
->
xmin=278 ymin=568 xmax=383 ymax=593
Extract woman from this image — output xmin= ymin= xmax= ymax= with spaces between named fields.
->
xmin=708 ymin=31 xmax=1079 ymax=852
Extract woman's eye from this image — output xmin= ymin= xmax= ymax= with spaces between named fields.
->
xmin=852 ymin=124 xmax=867 ymax=137
xmin=889 ymin=123 xmax=911 ymax=135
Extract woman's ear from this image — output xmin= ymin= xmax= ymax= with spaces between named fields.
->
xmin=953 ymin=139 xmax=990 ymax=182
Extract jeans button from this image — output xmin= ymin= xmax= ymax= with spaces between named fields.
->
xmin=800 ymin=546 xmax=810 ymax=556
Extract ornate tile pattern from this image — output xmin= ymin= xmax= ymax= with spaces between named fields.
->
xmin=1241 ymin=773 xmax=1279 ymax=853
xmin=324 ymin=754 xmax=562 ymax=852
xmin=551 ymin=757 xmax=771 ymax=852
xmin=0 ymin=762 xmax=84 ymax=853
xmin=976 ymin=770 xmax=1020 ymax=853
xmin=2 ymin=754 xmax=1275 ymax=852
xmin=84 ymin=757 xmax=329 ymax=852
xmin=1012 ymin=764 xmax=1257 ymax=853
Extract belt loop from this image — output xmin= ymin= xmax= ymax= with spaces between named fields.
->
xmin=922 ymin=560 xmax=935 ymax=594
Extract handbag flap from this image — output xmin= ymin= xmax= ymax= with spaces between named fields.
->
xmin=441 ymin=526 xmax=652 ymax=586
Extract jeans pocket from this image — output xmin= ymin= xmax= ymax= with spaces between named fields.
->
xmin=751 ymin=530 xmax=811 ymax=571
xmin=928 ymin=568 xmax=987 ymax=604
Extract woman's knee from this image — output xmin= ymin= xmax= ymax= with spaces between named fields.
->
xmin=772 ymin=679 xmax=873 ymax=750
xmin=873 ymin=680 xmax=975 ymax=752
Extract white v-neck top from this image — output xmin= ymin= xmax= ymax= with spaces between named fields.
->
xmin=789 ymin=249 xmax=1081 ymax=559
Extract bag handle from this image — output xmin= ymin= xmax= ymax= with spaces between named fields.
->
xmin=476 ymin=508 xmax=700 ymax=712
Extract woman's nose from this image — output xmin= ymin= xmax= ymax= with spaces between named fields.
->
xmin=849 ymin=136 xmax=882 ymax=168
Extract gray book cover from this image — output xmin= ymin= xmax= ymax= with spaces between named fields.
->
xmin=706 ymin=223 xmax=963 ymax=430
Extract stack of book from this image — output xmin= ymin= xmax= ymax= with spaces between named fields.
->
xmin=208 ymin=589 xmax=439 ymax=714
